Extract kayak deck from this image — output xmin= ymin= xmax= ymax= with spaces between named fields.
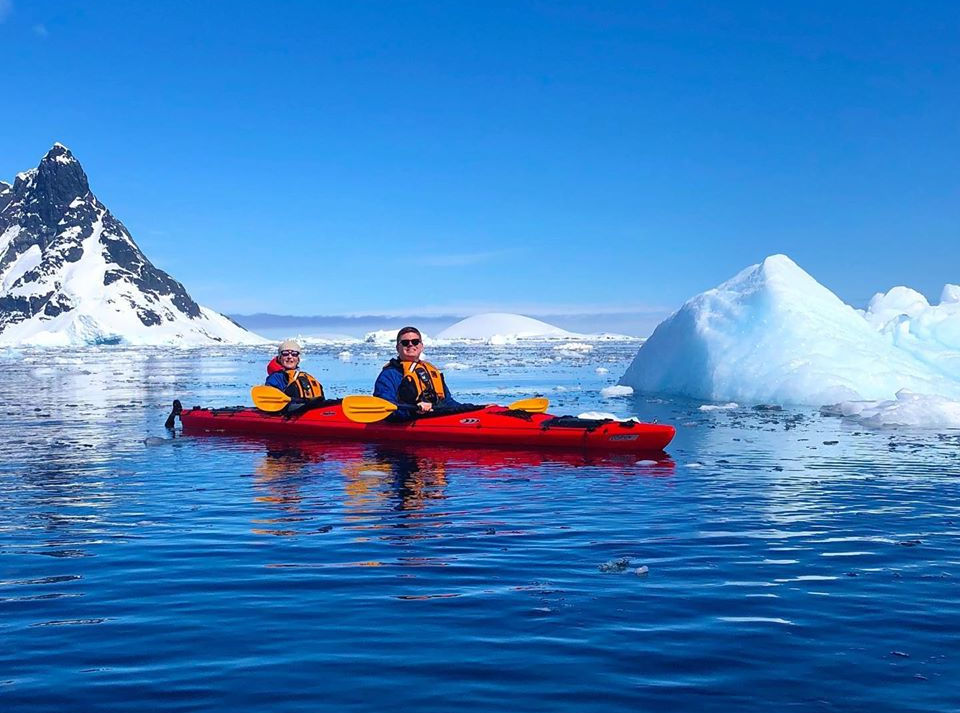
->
xmin=179 ymin=403 xmax=675 ymax=453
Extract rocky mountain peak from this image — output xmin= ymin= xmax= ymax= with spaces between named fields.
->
xmin=0 ymin=181 xmax=11 ymax=214
xmin=16 ymin=143 xmax=92 ymax=225
xmin=0 ymin=145 xmax=261 ymax=345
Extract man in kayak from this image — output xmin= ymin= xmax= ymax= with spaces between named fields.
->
xmin=374 ymin=327 xmax=462 ymax=418
xmin=265 ymin=339 xmax=326 ymax=406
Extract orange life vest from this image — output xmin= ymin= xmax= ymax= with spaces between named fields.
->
xmin=398 ymin=359 xmax=445 ymax=404
xmin=283 ymin=370 xmax=325 ymax=401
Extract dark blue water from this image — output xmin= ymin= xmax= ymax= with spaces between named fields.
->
xmin=2 ymin=343 xmax=959 ymax=711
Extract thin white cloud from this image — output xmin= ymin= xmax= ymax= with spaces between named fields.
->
xmin=0 ymin=0 xmax=13 ymax=23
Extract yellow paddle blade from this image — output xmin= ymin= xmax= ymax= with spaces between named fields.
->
xmin=508 ymin=397 xmax=549 ymax=413
xmin=342 ymin=395 xmax=398 ymax=423
xmin=251 ymin=385 xmax=292 ymax=412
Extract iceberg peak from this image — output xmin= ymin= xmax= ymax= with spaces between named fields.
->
xmin=619 ymin=254 xmax=960 ymax=406
xmin=941 ymin=284 xmax=960 ymax=305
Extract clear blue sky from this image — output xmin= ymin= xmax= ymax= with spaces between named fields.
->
xmin=2 ymin=1 xmax=957 ymax=317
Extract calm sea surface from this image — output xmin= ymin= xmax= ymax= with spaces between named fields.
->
xmin=2 ymin=341 xmax=958 ymax=712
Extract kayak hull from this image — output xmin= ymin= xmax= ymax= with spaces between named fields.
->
xmin=179 ymin=404 xmax=675 ymax=453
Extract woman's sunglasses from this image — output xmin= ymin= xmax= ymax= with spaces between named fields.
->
xmin=399 ymin=339 xmax=421 ymax=347
xmin=280 ymin=350 xmax=300 ymax=357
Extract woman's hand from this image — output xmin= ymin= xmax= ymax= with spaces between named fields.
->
xmin=417 ymin=401 xmax=433 ymax=413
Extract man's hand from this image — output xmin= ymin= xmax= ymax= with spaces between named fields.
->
xmin=417 ymin=401 xmax=433 ymax=413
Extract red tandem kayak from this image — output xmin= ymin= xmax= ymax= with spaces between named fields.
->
xmin=178 ymin=403 xmax=675 ymax=453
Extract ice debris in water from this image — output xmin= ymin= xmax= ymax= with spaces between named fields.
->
xmin=598 ymin=558 xmax=648 ymax=576
xmin=821 ymin=390 xmax=960 ymax=429
xmin=635 ymin=459 xmax=659 ymax=466
xmin=619 ymin=255 xmax=960 ymax=406
xmin=553 ymin=342 xmax=594 ymax=353
xmin=601 ymin=385 xmax=634 ymax=398
xmin=598 ymin=557 xmax=631 ymax=573
xmin=338 ymin=351 xmax=352 ymax=361
xmin=596 ymin=367 xmax=609 ymax=374
xmin=699 ymin=402 xmax=739 ymax=411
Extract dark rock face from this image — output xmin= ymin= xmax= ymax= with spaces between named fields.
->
xmin=0 ymin=144 xmax=204 ymax=335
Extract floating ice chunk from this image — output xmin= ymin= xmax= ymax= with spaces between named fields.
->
xmin=553 ymin=342 xmax=594 ymax=353
xmin=635 ymin=459 xmax=658 ymax=466
xmin=338 ymin=350 xmax=352 ymax=361
xmin=598 ymin=557 xmax=631 ymax=573
xmin=595 ymin=367 xmax=609 ymax=375
xmin=620 ymin=255 xmax=960 ymax=406
xmin=699 ymin=402 xmax=739 ymax=411
xmin=601 ymin=385 xmax=634 ymax=398
xmin=443 ymin=362 xmax=470 ymax=370
xmin=821 ymin=390 xmax=960 ymax=429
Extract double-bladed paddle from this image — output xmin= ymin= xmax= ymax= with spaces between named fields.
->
xmin=250 ymin=385 xmax=292 ymax=412
xmin=252 ymin=386 xmax=549 ymax=422
xmin=341 ymin=395 xmax=548 ymax=423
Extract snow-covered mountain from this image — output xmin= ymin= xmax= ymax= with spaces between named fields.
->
xmin=435 ymin=313 xmax=576 ymax=342
xmin=0 ymin=144 xmax=264 ymax=346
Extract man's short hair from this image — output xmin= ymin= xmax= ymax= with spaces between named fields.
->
xmin=396 ymin=326 xmax=422 ymax=342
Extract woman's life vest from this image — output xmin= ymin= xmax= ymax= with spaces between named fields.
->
xmin=397 ymin=359 xmax=445 ymax=405
xmin=283 ymin=370 xmax=325 ymax=401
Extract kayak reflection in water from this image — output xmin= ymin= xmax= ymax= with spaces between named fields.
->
xmin=342 ymin=446 xmax=448 ymax=514
xmin=264 ymin=339 xmax=329 ymax=414
xmin=373 ymin=326 xmax=467 ymax=420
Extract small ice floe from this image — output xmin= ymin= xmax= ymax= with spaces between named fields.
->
xmin=598 ymin=557 xmax=631 ymax=573
xmin=338 ymin=350 xmax=352 ymax=361
xmin=699 ymin=402 xmax=739 ymax=411
xmin=686 ymin=462 xmax=705 ymax=468
xmin=553 ymin=342 xmax=594 ymax=353
xmin=821 ymin=390 xmax=960 ymax=429
xmin=143 ymin=437 xmax=171 ymax=446
xmin=635 ymin=459 xmax=659 ymax=466
xmin=600 ymin=385 xmax=634 ymax=398
xmin=598 ymin=558 xmax=648 ymax=575
xmin=443 ymin=362 xmax=471 ymax=370
xmin=595 ymin=367 xmax=609 ymax=374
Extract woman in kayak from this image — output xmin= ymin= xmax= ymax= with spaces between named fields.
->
xmin=265 ymin=339 xmax=326 ymax=408
xmin=374 ymin=327 xmax=462 ymax=419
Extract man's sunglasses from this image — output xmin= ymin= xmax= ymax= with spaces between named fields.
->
xmin=399 ymin=339 xmax=421 ymax=347
xmin=280 ymin=350 xmax=300 ymax=357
